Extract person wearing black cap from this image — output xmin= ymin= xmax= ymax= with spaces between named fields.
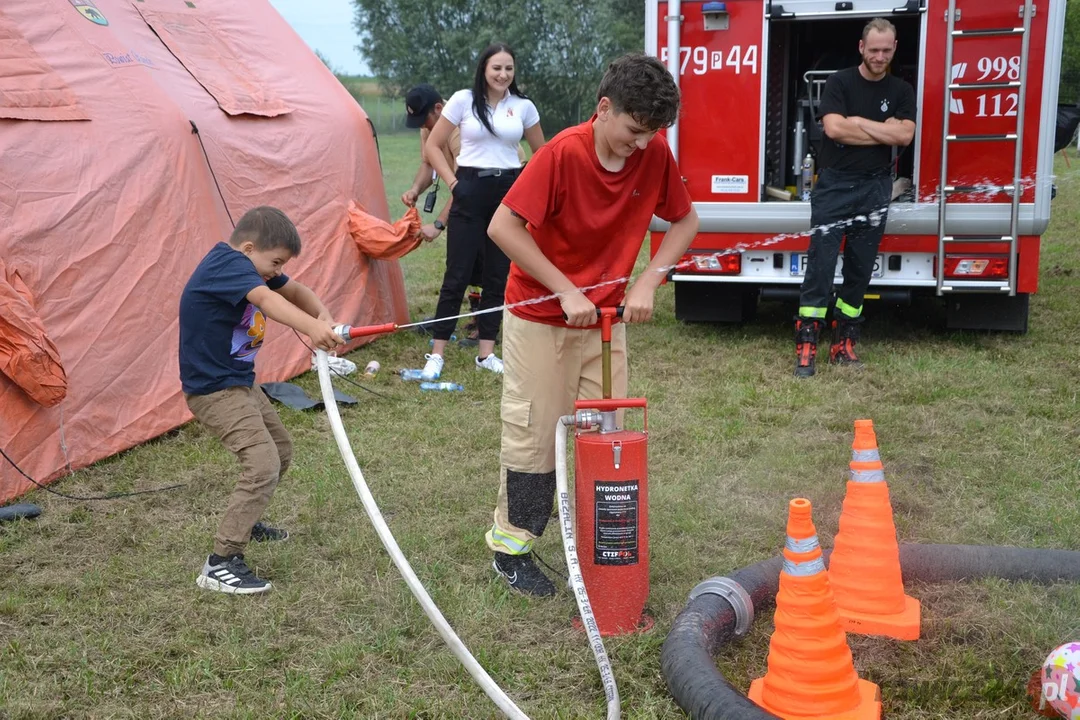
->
xmin=402 ymin=83 xmax=526 ymax=236
xmin=401 ymin=84 xmax=457 ymax=241
xmin=402 ymin=83 xmax=486 ymax=345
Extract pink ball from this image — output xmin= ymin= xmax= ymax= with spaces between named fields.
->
xmin=1042 ymin=642 xmax=1080 ymax=718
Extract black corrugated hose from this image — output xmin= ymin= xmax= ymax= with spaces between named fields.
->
xmin=661 ymin=544 xmax=1080 ymax=719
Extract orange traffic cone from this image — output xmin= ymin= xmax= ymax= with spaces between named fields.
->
xmin=748 ymin=498 xmax=881 ymax=720
xmin=828 ymin=419 xmax=921 ymax=640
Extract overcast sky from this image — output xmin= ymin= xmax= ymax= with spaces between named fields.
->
xmin=267 ymin=0 xmax=370 ymax=76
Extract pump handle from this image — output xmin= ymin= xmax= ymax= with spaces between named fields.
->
xmin=574 ymin=398 xmax=646 ymax=411
xmin=560 ymin=306 xmax=624 ymax=322
xmin=574 ymin=397 xmax=648 ymax=430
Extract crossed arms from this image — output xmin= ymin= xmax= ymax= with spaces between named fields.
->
xmin=822 ymin=114 xmax=916 ymax=147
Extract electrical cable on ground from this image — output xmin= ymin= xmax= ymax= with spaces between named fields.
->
xmin=292 ymin=329 xmax=391 ymax=399
xmin=0 ymin=445 xmax=184 ymax=501
xmin=532 ymin=549 xmax=569 ymax=583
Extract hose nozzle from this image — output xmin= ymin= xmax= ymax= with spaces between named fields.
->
xmin=333 ymin=322 xmax=399 ymax=342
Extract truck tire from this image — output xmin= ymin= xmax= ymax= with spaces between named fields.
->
xmin=674 ymin=282 xmax=759 ymax=324
xmin=945 ymin=293 xmax=1029 ymax=333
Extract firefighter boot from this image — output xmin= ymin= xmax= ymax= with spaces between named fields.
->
xmin=829 ymin=316 xmax=864 ymax=367
xmin=794 ymin=317 xmax=823 ymax=378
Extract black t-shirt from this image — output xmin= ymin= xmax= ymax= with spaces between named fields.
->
xmin=179 ymin=242 xmax=289 ymax=395
xmin=816 ymin=66 xmax=917 ymax=173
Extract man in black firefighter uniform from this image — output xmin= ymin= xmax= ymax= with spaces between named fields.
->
xmin=794 ymin=17 xmax=916 ymax=377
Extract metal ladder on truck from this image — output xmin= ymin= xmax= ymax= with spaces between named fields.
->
xmin=936 ymin=0 xmax=1034 ymax=296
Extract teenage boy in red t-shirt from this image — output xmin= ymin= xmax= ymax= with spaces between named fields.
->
xmin=483 ymin=53 xmax=700 ymax=595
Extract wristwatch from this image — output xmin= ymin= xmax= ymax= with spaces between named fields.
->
xmin=433 ymin=220 xmax=445 ymax=231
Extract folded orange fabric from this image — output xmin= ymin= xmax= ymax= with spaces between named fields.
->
xmin=347 ymin=201 xmax=423 ymax=260
xmin=0 ymin=259 xmax=67 ymax=407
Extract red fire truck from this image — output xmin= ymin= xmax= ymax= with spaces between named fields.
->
xmin=647 ymin=0 xmax=1067 ymax=332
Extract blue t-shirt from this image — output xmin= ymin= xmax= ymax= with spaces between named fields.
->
xmin=179 ymin=242 xmax=289 ymax=395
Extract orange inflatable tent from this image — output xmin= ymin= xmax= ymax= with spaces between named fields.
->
xmin=0 ymin=0 xmax=409 ymax=503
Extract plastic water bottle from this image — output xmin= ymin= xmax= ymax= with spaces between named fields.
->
xmin=419 ymin=382 xmax=464 ymax=392
xmin=364 ymin=360 xmax=380 ymax=378
xmin=800 ymin=154 xmax=815 ymax=201
xmin=399 ymin=369 xmax=424 ymax=381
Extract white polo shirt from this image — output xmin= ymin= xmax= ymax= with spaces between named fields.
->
xmin=442 ymin=89 xmax=540 ymax=169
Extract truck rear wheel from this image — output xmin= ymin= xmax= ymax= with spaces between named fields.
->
xmin=945 ymin=293 xmax=1029 ymax=333
xmin=674 ymin=282 xmax=759 ymax=324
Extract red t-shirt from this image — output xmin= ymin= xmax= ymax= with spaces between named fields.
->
xmin=502 ymin=119 xmax=692 ymax=326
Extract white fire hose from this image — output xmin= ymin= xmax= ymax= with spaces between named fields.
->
xmin=314 ymin=350 xmax=528 ymax=719
xmin=314 ymin=351 xmax=620 ymax=718
xmin=556 ymin=413 xmax=622 ymax=720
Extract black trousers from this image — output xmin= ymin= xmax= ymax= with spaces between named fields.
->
xmin=430 ymin=166 xmax=517 ymax=342
xmin=799 ymin=168 xmax=892 ymax=317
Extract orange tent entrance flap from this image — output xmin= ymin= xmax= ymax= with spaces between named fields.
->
xmin=0 ymin=8 xmax=88 ymax=121
xmin=135 ymin=7 xmax=292 ymax=117
xmin=348 ymin=201 xmax=424 ymax=260
xmin=0 ymin=259 xmax=67 ymax=408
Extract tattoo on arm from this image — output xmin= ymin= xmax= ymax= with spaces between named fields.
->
xmin=510 ymin=210 xmax=522 ymax=219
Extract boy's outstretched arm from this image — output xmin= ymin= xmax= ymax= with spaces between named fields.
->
xmin=247 ymin=285 xmax=343 ymax=352
xmin=275 ymin=280 xmax=335 ymax=323
xmin=623 ymin=206 xmax=700 ymax=323
xmin=489 ymin=204 xmax=596 ymax=327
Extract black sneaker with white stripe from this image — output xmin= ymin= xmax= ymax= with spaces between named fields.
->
xmin=196 ymin=554 xmax=272 ymax=594
xmin=250 ymin=521 xmax=288 ymax=542
xmin=493 ymin=552 xmax=556 ymax=597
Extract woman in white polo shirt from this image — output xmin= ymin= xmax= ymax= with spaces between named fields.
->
xmin=421 ymin=42 xmax=545 ymax=379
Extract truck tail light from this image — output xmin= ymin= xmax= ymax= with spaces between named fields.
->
xmin=941 ymin=256 xmax=1008 ymax=279
xmin=683 ymin=252 xmax=742 ymax=274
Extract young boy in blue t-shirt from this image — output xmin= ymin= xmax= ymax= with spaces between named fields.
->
xmin=179 ymin=206 xmax=343 ymax=594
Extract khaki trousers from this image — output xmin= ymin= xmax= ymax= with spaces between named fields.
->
xmin=186 ymin=385 xmax=292 ymax=557
xmin=486 ymin=311 xmax=628 ymax=555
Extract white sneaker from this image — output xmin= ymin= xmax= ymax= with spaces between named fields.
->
xmin=475 ymin=354 xmax=504 ymax=374
xmin=421 ymin=353 xmax=444 ymax=381
xmin=311 ymin=353 xmax=357 ymax=375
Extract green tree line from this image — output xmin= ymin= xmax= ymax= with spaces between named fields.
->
xmin=350 ymin=0 xmax=644 ymax=133
xmin=1062 ymin=0 xmax=1080 ymax=104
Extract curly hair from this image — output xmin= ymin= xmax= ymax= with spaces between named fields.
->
xmin=596 ymin=53 xmax=680 ymax=131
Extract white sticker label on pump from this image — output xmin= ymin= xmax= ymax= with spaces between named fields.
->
xmin=712 ymin=175 xmax=749 ymax=194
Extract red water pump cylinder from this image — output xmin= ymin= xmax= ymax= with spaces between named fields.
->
xmin=574 ymin=398 xmax=651 ymax=636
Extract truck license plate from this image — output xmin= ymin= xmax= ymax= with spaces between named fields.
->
xmin=791 ymin=254 xmax=884 ymax=279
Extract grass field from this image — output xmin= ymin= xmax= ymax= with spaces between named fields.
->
xmin=2 ymin=135 xmax=1079 ymax=719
